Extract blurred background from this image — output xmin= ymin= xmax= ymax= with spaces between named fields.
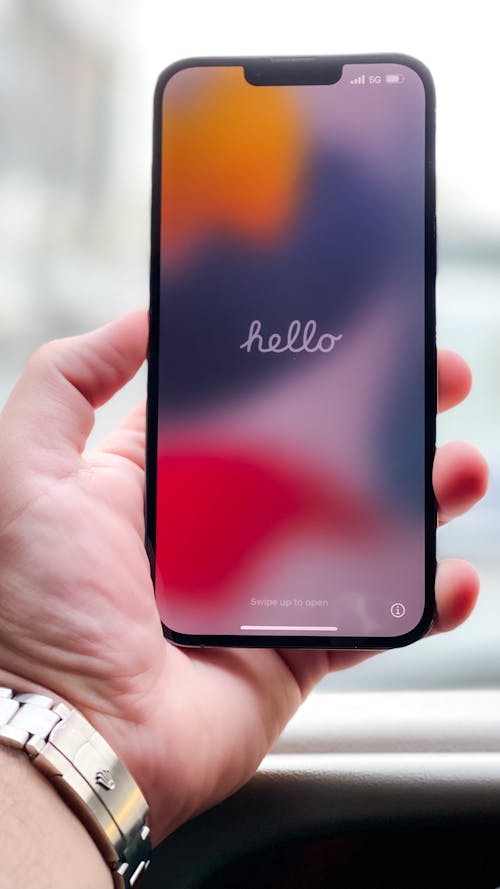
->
xmin=0 ymin=0 xmax=498 ymax=690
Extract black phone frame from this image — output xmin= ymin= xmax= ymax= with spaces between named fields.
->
xmin=146 ymin=53 xmax=437 ymax=651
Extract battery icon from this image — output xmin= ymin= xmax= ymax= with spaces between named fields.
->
xmin=385 ymin=74 xmax=406 ymax=84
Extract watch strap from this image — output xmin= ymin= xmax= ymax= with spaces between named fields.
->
xmin=0 ymin=688 xmax=152 ymax=887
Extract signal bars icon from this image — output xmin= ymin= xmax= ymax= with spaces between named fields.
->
xmin=349 ymin=74 xmax=366 ymax=85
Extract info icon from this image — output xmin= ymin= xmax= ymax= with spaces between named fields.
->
xmin=390 ymin=602 xmax=406 ymax=619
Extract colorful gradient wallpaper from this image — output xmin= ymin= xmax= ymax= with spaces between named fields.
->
xmin=154 ymin=61 xmax=430 ymax=641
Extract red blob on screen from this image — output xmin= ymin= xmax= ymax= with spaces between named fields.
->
xmin=156 ymin=448 xmax=381 ymax=600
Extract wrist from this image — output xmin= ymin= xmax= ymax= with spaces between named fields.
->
xmin=0 ymin=667 xmax=167 ymax=844
xmin=0 ymin=682 xmax=152 ymax=887
xmin=1 ymin=743 xmax=113 ymax=889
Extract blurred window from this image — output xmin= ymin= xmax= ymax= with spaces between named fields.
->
xmin=1 ymin=0 xmax=498 ymax=690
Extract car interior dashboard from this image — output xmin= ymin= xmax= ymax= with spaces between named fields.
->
xmin=144 ymin=690 xmax=500 ymax=888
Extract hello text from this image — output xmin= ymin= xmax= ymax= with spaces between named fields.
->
xmin=240 ymin=320 xmax=343 ymax=354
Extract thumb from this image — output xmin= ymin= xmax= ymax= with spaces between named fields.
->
xmin=1 ymin=309 xmax=148 ymax=456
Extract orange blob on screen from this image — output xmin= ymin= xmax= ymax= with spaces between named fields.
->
xmin=161 ymin=67 xmax=306 ymax=262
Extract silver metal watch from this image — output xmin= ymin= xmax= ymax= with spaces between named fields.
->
xmin=0 ymin=688 xmax=152 ymax=887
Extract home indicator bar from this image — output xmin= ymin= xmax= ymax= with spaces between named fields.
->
xmin=240 ymin=625 xmax=339 ymax=632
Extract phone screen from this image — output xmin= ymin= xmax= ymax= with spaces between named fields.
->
xmin=149 ymin=58 xmax=435 ymax=646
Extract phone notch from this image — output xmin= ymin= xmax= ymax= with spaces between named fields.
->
xmin=244 ymin=57 xmax=343 ymax=86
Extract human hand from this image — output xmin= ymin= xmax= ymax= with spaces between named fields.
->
xmin=0 ymin=311 xmax=488 ymax=844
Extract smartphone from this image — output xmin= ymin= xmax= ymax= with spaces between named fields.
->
xmin=146 ymin=54 xmax=436 ymax=650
